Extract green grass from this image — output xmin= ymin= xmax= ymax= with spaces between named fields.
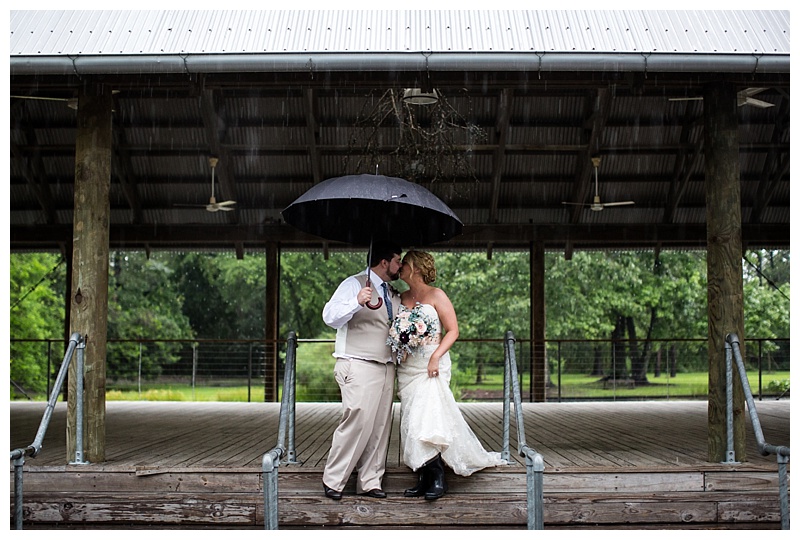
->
xmin=459 ymin=370 xmax=790 ymax=400
xmin=96 ymin=370 xmax=792 ymax=402
xmin=106 ymin=384 xmax=253 ymax=402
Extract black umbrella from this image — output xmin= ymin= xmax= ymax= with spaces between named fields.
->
xmin=281 ymin=173 xmax=462 ymax=247
xmin=282 ymin=173 xmax=463 ymax=309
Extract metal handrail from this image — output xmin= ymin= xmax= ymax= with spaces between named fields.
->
xmin=262 ymin=331 xmax=299 ymax=530
xmin=724 ymin=333 xmax=790 ymax=530
xmin=10 ymin=332 xmax=87 ymax=530
xmin=502 ymin=330 xmax=545 ymax=530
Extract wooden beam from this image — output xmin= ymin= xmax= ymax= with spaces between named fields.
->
xmin=530 ymin=241 xmax=546 ymax=402
xmin=304 ymin=89 xmax=323 ymax=185
xmin=750 ymin=98 xmax=790 ymax=224
xmin=112 ymin=127 xmax=143 ymax=225
xmin=568 ymin=88 xmax=612 ymax=224
xmin=264 ymin=242 xmax=280 ymax=402
xmin=199 ymin=88 xmax=239 ymax=224
xmin=704 ymin=81 xmax=746 ymax=463
xmin=10 ymin=222 xmax=790 ymax=252
xmin=664 ymin=100 xmax=703 ymax=224
xmin=488 ymin=88 xmax=513 ymax=224
xmin=564 ymin=88 xmax=611 ymax=259
xmin=67 ymin=81 xmax=113 ymax=464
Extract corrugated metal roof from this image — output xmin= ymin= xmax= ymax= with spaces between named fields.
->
xmin=10 ymin=10 xmax=790 ymax=56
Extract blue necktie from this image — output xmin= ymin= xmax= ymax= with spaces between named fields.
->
xmin=381 ymin=283 xmax=393 ymax=320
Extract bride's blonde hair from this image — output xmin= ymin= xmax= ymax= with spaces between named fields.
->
xmin=404 ymin=250 xmax=436 ymax=284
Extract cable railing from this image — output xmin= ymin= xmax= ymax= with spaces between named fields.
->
xmin=10 ymin=332 xmax=87 ymax=530
xmin=11 ymin=337 xmax=789 ymax=403
xmin=501 ymin=331 xmax=545 ymax=530
xmin=261 ymin=331 xmax=300 ymax=530
xmin=724 ymin=333 xmax=790 ymax=530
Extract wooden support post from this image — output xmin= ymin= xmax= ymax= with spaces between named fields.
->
xmin=67 ymin=82 xmax=113 ymax=463
xmin=264 ymin=242 xmax=280 ymax=402
xmin=530 ymin=241 xmax=547 ymax=402
xmin=704 ymin=81 xmax=746 ymax=463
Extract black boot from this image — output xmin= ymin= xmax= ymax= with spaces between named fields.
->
xmin=404 ymin=465 xmax=430 ymax=497
xmin=424 ymin=455 xmax=448 ymax=500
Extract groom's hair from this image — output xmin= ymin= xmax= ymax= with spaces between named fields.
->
xmin=370 ymin=242 xmax=402 ymax=267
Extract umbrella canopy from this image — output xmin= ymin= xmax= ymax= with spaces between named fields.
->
xmin=281 ymin=174 xmax=462 ymax=247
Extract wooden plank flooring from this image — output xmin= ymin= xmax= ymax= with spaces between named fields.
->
xmin=9 ymin=399 xmax=790 ymax=529
xmin=10 ymin=399 xmax=789 ymax=470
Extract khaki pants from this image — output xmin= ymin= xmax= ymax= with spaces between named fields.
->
xmin=322 ymin=358 xmax=396 ymax=493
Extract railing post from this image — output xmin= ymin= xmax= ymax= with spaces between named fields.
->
xmin=777 ymin=452 xmax=789 ymax=530
xmin=248 ymin=342 xmax=253 ymax=403
xmin=723 ymin=338 xmax=737 ymax=463
xmin=524 ymin=448 xmax=545 ymax=530
xmin=191 ymin=343 xmax=197 ymax=400
xmin=285 ymin=332 xmax=299 ymax=464
xmin=138 ymin=342 xmax=143 ymax=397
xmin=262 ymin=451 xmax=281 ymax=530
xmin=12 ymin=451 xmax=25 ymax=530
xmin=70 ymin=335 xmax=89 ymax=465
xmin=46 ymin=340 xmax=53 ymax=398
xmin=501 ymin=332 xmax=511 ymax=461
xmin=557 ymin=341 xmax=562 ymax=403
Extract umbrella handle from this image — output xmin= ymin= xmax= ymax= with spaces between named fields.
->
xmin=364 ymin=274 xmax=384 ymax=310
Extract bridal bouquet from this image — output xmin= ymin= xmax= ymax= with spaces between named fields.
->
xmin=387 ymin=306 xmax=437 ymax=361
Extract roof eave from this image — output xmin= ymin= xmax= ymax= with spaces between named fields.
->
xmin=10 ymin=51 xmax=791 ymax=77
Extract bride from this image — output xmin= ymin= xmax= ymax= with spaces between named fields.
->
xmin=388 ymin=250 xmax=507 ymax=500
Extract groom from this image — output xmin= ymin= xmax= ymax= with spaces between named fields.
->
xmin=321 ymin=242 xmax=403 ymax=500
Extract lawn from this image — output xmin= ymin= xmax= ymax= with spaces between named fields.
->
xmin=100 ymin=370 xmax=790 ymax=402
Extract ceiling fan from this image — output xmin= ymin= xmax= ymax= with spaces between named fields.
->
xmin=12 ymin=90 xmax=121 ymax=110
xmin=669 ymin=87 xmax=775 ymax=108
xmin=177 ymin=157 xmax=236 ymax=212
xmin=562 ymin=157 xmax=635 ymax=212
xmin=12 ymin=94 xmax=79 ymax=109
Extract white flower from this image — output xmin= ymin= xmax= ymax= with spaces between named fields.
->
xmin=387 ymin=305 xmax=439 ymax=362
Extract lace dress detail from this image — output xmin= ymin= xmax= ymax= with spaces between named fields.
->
xmin=395 ymin=303 xmax=507 ymax=476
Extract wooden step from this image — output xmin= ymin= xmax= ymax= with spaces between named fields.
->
xmin=13 ymin=464 xmax=786 ymax=529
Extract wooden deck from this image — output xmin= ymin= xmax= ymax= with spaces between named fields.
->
xmin=9 ymin=399 xmax=790 ymax=529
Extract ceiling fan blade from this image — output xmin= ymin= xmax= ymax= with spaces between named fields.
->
xmin=742 ymin=97 xmax=774 ymax=109
xmin=602 ymin=201 xmax=635 ymax=207
xmin=11 ymin=95 xmax=69 ymax=102
xmin=739 ymin=87 xmax=768 ymax=98
xmin=669 ymin=97 xmax=703 ymax=102
xmin=215 ymin=200 xmax=236 ymax=207
xmin=205 ymin=205 xmax=235 ymax=212
xmin=561 ymin=201 xmax=589 ymax=207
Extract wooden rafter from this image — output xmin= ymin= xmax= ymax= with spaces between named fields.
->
xmin=112 ymin=127 xmax=143 ymax=225
xmin=304 ymin=89 xmax=323 ymax=185
xmin=488 ymin=88 xmax=513 ymax=224
xmin=199 ymin=88 xmax=239 ymax=225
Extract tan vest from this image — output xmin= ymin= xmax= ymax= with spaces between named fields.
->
xmin=334 ymin=274 xmax=398 ymax=363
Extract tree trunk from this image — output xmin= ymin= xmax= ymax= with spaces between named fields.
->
xmin=591 ymin=345 xmax=604 ymax=376
xmin=611 ymin=315 xmax=627 ymax=380
xmin=475 ymin=360 xmax=484 ymax=384
xmin=626 ymin=316 xmax=647 ymax=382
xmin=654 ymin=348 xmax=662 ymax=378
xmin=669 ymin=345 xmax=677 ymax=378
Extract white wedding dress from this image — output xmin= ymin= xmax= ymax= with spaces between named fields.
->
xmin=395 ymin=303 xmax=507 ymax=476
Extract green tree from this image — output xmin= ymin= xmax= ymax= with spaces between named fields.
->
xmin=107 ymin=251 xmax=194 ymax=380
xmin=280 ymin=251 xmax=365 ymax=340
xmin=9 ymin=253 xmax=66 ymax=393
xmin=433 ymin=251 xmax=530 ymax=383
xmin=546 ymin=250 xmax=710 ymax=381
